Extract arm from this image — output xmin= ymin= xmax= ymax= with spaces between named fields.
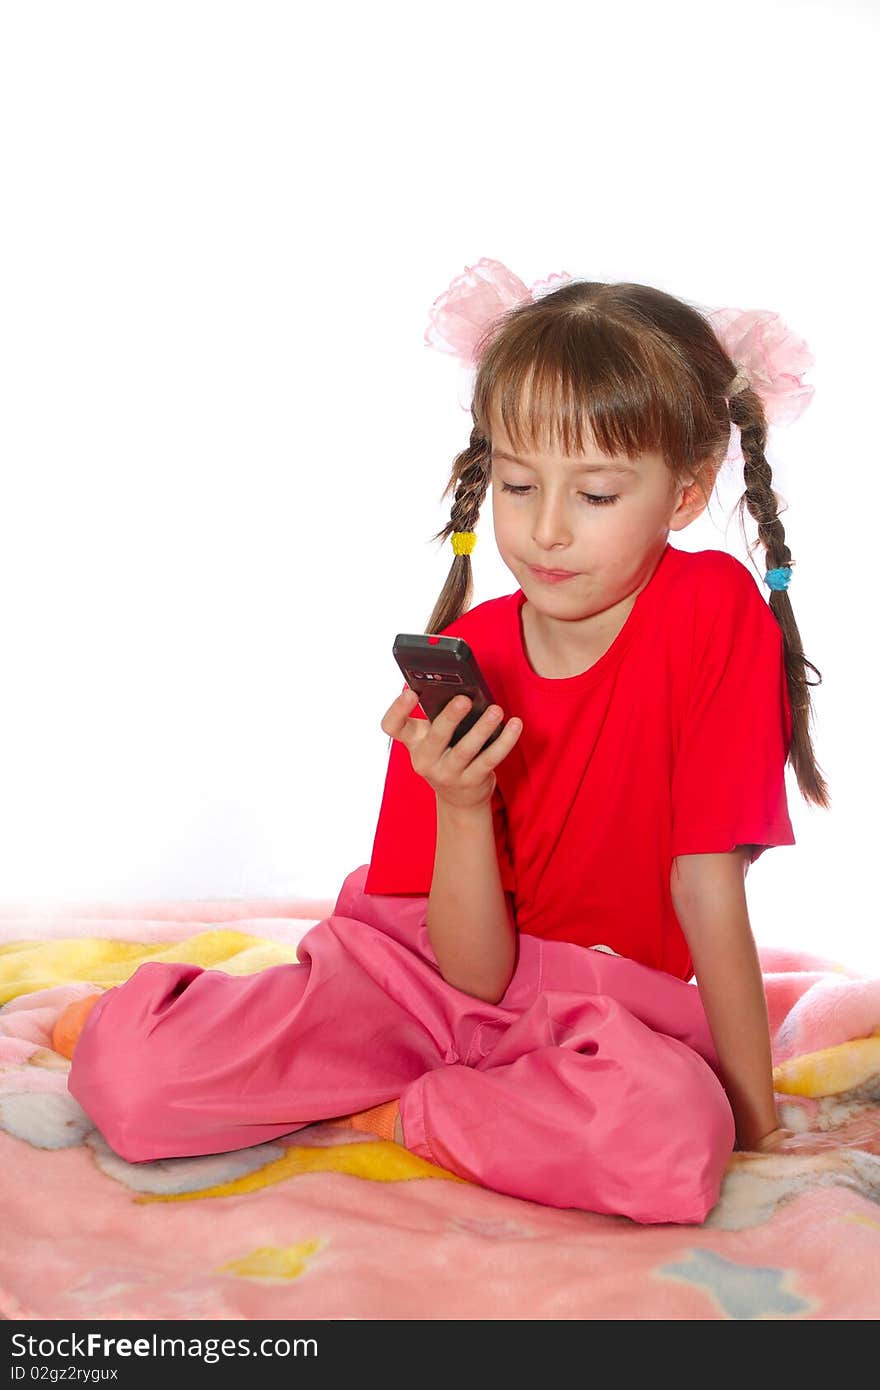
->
xmin=670 ymin=847 xmax=780 ymax=1151
xmin=428 ymin=798 xmax=518 ymax=1005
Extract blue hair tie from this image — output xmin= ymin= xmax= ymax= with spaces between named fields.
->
xmin=764 ymin=565 xmax=793 ymax=591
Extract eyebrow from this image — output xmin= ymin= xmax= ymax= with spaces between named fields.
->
xmin=490 ymin=449 xmax=637 ymax=475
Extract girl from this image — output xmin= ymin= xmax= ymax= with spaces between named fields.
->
xmin=61 ymin=260 xmax=829 ymax=1226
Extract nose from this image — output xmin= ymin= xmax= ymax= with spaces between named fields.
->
xmin=530 ymin=491 xmax=575 ymax=550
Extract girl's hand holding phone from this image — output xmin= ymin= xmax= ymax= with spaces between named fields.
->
xmin=381 ymin=690 xmax=522 ymax=812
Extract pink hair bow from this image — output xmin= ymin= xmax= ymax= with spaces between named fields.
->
xmin=708 ymin=306 xmax=815 ymax=466
xmin=424 ymin=258 xmax=815 ymax=466
xmin=424 ymin=257 xmax=573 ymax=369
xmin=707 ymin=306 xmax=815 ymax=427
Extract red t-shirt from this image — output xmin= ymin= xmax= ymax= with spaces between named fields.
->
xmin=364 ymin=543 xmax=795 ymax=982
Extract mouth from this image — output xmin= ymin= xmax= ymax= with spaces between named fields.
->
xmin=529 ymin=564 xmax=579 ymax=582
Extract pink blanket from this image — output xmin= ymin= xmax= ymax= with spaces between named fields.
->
xmin=1 ymin=885 xmax=878 ymax=1320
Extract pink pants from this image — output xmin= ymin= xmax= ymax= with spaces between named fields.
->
xmin=67 ymin=865 xmax=735 ymax=1225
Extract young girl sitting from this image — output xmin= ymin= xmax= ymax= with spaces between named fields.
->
xmin=61 ymin=260 xmax=828 ymax=1226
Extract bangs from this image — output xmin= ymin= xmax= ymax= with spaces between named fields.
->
xmin=472 ymin=302 xmax=722 ymax=474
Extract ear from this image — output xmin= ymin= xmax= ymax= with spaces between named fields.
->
xmin=667 ymin=466 xmax=716 ymax=533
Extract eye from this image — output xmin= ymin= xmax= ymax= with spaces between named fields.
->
xmin=499 ymin=483 xmax=620 ymax=507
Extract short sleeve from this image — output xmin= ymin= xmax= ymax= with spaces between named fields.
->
xmin=670 ymin=566 xmax=795 ymax=866
xmin=363 ymin=686 xmax=516 ymax=896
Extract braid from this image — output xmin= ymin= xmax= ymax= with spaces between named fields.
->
xmin=732 ymin=392 xmax=831 ymax=810
xmin=383 ymin=429 xmax=491 ymax=753
xmin=424 ymin=428 xmax=492 ymax=635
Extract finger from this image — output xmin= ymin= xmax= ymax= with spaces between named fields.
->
xmin=380 ymin=687 xmax=420 ymax=736
xmin=421 ymin=693 xmax=475 ymax=750
xmin=446 ymin=703 xmax=521 ymax=767
xmin=445 ymin=701 xmax=503 ymax=760
xmin=480 ymin=712 xmax=523 ymax=763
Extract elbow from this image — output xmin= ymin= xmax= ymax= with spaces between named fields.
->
xmin=478 ymin=901 xmax=518 ymax=1004
xmin=436 ymin=944 xmax=517 ymax=1005
xmin=430 ymin=894 xmax=518 ymax=1006
xmin=438 ymin=968 xmax=513 ymax=1006
xmin=477 ymin=977 xmax=513 ymax=1007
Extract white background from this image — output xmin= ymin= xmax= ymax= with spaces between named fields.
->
xmin=1 ymin=0 xmax=877 ymax=971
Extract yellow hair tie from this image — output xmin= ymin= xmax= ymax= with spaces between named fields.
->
xmin=451 ymin=531 xmax=477 ymax=557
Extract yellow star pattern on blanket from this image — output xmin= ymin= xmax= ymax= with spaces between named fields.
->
xmin=217 ymin=1240 xmax=324 ymax=1281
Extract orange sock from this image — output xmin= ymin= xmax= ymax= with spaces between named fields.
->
xmin=325 ymin=1098 xmax=402 ymax=1143
xmin=51 ymin=993 xmax=103 ymax=1060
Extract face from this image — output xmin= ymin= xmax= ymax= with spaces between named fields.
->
xmin=488 ymin=408 xmax=708 ymax=645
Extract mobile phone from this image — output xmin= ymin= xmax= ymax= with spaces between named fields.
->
xmin=392 ymin=633 xmax=505 ymax=752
